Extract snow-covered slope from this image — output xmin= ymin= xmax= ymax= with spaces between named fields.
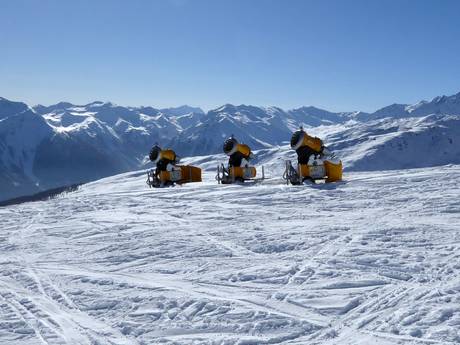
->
xmin=1 ymin=157 xmax=459 ymax=344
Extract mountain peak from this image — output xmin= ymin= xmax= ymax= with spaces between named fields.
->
xmin=84 ymin=101 xmax=115 ymax=108
xmin=0 ymin=97 xmax=31 ymax=119
xmin=33 ymin=102 xmax=75 ymax=114
xmin=159 ymin=105 xmax=205 ymax=117
xmin=213 ymin=104 xmax=237 ymax=112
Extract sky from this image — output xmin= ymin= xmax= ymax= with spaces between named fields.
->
xmin=1 ymin=0 xmax=460 ymax=112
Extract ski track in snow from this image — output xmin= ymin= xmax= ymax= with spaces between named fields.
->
xmin=0 ymin=165 xmax=459 ymax=344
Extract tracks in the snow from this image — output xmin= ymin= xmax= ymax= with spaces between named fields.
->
xmin=1 ymin=167 xmax=459 ymax=344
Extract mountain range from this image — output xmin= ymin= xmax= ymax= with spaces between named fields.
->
xmin=1 ymin=92 xmax=460 ymax=202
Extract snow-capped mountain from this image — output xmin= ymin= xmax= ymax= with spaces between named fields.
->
xmin=159 ymin=105 xmax=205 ymax=118
xmin=354 ymin=91 xmax=460 ymax=121
xmin=0 ymin=98 xmax=54 ymax=201
xmin=288 ymin=106 xmax=352 ymax=126
xmin=169 ymin=104 xmax=293 ymax=156
xmin=1 ymin=100 xmax=183 ymax=201
xmin=1 ymin=91 xmax=460 ymax=202
xmin=324 ymin=115 xmax=460 ymax=171
xmin=171 ymin=92 xmax=460 ymax=156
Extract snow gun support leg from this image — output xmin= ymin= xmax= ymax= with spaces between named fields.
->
xmin=146 ymin=169 xmax=161 ymax=188
xmin=283 ymin=160 xmax=301 ymax=185
xmin=216 ymin=165 xmax=222 ymax=184
xmin=216 ymin=164 xmax=233 ymax=184
xmin=283 ymin=160 xmax=300 ymax=185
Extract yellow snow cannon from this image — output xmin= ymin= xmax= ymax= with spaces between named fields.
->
xmin=146 ymin=145 xmax=202 ymax=188
xmin=283 ymin=128 xmax=343 ymax=185
xmin=216 ymin=136 xmax=265 ymax=184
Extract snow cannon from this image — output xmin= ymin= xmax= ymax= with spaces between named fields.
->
xmin=216 ymin=136 xmax=265 ymax=184
xmin=223 ymin=137 xmax=252 ymax=158
xmin=149 ymin=145 xmax=175 ymax=164
xmin=283 ymin=128 xmax=342 ymax=185
xmin=290 ymin=129 xmax=323 ymax=153
xmin=146 ymin=145 xmax=202 ymax=188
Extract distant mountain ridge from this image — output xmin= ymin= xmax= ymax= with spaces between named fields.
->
xmin=1 ymin=92 xmax=460 ymax=202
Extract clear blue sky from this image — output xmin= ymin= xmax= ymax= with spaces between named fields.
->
xmin=1 ymin=0 xmax=459 ymax=112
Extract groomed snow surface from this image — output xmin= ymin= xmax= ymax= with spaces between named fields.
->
xmin=1 ymin=162 xmax=459 ymax=344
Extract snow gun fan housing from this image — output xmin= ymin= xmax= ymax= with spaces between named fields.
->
xmin=149 ymin=145 xmax=177 ymax=170
xmin=223 ymin=137 xmax=251 ymax=158
xmin=217 ymin=137 xmax=264 ymax=184
xmin=148 ymin=145 xmax=162 ymax=163
xmin=146 ymin=145 xmax=201 ymax=188
xmin=290 ymin=129 xmax=323 ymax=163
xmin=284 ymin=129 xmax=343 ymax=185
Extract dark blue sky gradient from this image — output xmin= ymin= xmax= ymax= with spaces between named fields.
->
xmin=1 ymin=0 xmax=459 ymax=111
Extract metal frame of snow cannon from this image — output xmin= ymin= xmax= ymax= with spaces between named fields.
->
xmin=283 ymin=158 xmax=342 ymax=185
xmin=146 ymin=168 xmax=162 ymax=188
xmin=147 ymin=166 xmax=202 ymax=188
xmin=283 ymin=160 xmax=299 ymax=185
xmin=284 ymin=160 xmax=322 ymax=185
xmin=147 ymin=168 xmax=175 ymax=188
xmin=216 ymin=163 xmax=265 ymax=184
